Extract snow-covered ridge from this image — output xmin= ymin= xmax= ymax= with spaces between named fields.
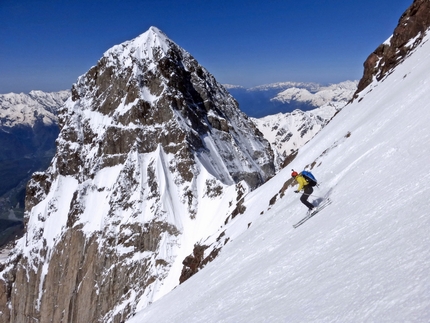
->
xmin=226 ymin=81 xmax=356 ymax=94
xmin=271 ymin=80 xmax=357 ymax=107
xmin=222 ymin=84 xmax=245 ymax=90
xmin=0 ymin=90 xmax=69 ymax=127
xmin=249 ymin=81 xmax=356 ymax=161
xmin=103 ymin=26 xmax=171 ymax=70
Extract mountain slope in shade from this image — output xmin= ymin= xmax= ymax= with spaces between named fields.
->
xmin=127 ymin=24 xmax=430 ymax=323
xmin=0 ymin=27 xmax=275 ymax=323
xmin=0 ymin=91 xmax=69 ymax=243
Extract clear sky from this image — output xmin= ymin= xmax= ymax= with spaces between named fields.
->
xmin=0 ymin=0 xmax=413 ymax=93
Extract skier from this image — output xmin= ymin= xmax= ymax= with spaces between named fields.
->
xmin=291 ymin=171 xmax=315 ymax=214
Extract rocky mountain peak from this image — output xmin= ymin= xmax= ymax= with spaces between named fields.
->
xmin=68 ymin=26 xmax=274 ymax=186
xmin=0 ymin=27 xmax=275 ymax=322
xmin=354 ymin=0 xmax=430 ymax=96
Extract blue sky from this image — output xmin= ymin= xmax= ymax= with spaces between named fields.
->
xmin=0 ymin=0 xmax=413 ymax=93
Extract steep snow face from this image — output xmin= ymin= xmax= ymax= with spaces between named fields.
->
xmin=0 ymin=27 xmax=274 ymax=323
xmin=0 ymin=90 xmax=69 ymax=127
xmin=271 ymin=80 xmax=357 ymax=107
xmin=104 ymin=26 xmax=171 ymax=69
xmin=127 ymin=29 xmax=430 ymax=323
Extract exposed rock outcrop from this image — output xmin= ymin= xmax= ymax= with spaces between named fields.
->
xmin=355 ymin=0 xmax=430 ymax=96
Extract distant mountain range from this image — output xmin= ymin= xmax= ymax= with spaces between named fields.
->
xmin=225 ymin=80 xmax=357 ymax=118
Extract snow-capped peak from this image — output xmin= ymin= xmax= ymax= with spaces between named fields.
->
xmin=104 ymin=26 xmax=172 ymax=67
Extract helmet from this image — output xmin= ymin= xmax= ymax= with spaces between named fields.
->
xmin=291 ymin=171 xmax=298 ymax=177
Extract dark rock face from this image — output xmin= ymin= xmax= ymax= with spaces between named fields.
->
xmin=355 ymin=0 xmax=430 ymax=96
xmin=179 ymin=243 xmax=221 ymax=284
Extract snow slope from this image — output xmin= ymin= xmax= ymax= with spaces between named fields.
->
xmin=127 ymin=31 xmax=430 ymax=323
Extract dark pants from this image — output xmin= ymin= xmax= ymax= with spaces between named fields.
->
xmin=300 ymin=185 xmax=314 ymax=210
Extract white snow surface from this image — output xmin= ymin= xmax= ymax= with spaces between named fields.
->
xmin=104 ymin=26 xmax=171 ymax=71
xmin=127 ymin=33 xmax=430 ymax=322
xmin=0 ymin=90 xmax=69 ymax=127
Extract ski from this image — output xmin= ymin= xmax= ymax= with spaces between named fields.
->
xmin=292 ymin=213 xmax=314 ymax=228
xmin=293 ymin=198 xmax=332 ymax=228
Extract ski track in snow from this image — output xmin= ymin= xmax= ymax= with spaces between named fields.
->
xmin=127 ymin=33 xmax=430 ymax=322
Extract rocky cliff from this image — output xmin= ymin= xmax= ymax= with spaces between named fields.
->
xmin=355 ymin=0 xmax=430 ymax=96
xmin=0 ymin=27 xmax=274 ymax=323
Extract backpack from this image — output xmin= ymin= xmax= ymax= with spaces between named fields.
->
xmin=301 ymin=170 xmax=317 ymax=187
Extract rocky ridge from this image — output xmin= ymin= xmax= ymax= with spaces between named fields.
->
xmin=355 ymin=0 xmax=430 ymax=96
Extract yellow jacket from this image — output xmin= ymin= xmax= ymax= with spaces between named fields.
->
xmin=295 ymin=174 xmax=309 ymax=191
